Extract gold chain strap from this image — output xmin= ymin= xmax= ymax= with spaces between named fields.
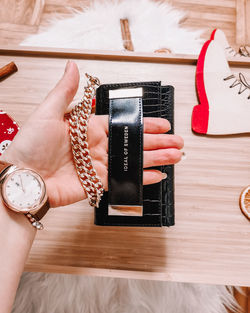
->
xmin=68 ymin=73 xmax=104 ymax=207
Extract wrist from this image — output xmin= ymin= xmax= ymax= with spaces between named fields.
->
xmin=0 ymin=197 xmax=36 ymax=313
xmin=0 ymin=160 xmax=50 ymax=230
xmin=0 ymin=156 xmax=36 ymax=231
xmin=0 ymin=198 xmax=36 ymax=234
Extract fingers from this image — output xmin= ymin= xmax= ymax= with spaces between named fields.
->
xmin=40 ymin=61 xmax=80 ymax=118
xmin=89 ymin=116 xmax=183 ymax=168
xmin=144 ymin=148 xmax=182 ymax=168
xmin=144 ymin=133 xmax=184 ymax=150
xmin=97 ymin=168 xmax=167 ymax=189
xmin=143 ymin=117 xmax=171 ymax=133
xmin=90 ymin=116 xmax=171 ymax=135
xmin=143 ymin=170 xmax=166 ymax=185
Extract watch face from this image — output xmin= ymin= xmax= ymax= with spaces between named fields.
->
xmin=2 ymin=169 xmax=46 ymax=213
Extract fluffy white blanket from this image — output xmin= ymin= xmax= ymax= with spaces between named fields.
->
xmin=13 ymin=273 xmax=237 ymax=313
xmin=21 ymin=0 xmax=203 ymax=54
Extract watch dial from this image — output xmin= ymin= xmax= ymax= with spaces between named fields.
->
xmin=3 ymin=169 xmax=45 ymax=212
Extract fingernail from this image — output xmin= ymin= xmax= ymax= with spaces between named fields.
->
xmin=65 ymin=60 xmax=72 ymax=73
xmin=162 ymin=172 xmax=167 ymax=179
xmin=181 ymin=151 xmax=186 ymax=160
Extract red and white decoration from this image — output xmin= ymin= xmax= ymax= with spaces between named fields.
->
xmin=192 ymin=30 xmax=250 ymax=135
xmin=0 ymin=111 xmax=19 ymax=155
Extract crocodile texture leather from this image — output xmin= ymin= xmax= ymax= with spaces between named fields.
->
xmin=95 ymin=81 xmax=174 ymax=227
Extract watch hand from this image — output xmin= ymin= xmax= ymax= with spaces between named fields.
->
xmin=19 ymin=175 xmax=25 ymax=193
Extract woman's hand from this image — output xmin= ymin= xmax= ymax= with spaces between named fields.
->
xmin=1 ymin=61 xmax=183 ymax=208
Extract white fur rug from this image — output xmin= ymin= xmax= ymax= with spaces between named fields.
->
xmin=14 ymin=1 xmax=239 ymax=312
xmin=12 ymin=273 xmax=237 ymax=313
xmin=21 ymin=0 xmax=203 ymax=54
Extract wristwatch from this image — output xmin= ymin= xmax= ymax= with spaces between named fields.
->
xmin=0 ymin=161 xmax=50 ymax=230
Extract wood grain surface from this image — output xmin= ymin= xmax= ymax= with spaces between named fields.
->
xmin=0 ymin=0 xmax=44 ymax=25
xmin=235 ymin=0 xmax=250 ymax=45
xmin=0 ymin=47 xmax=249 ymax=286
xmin=1 ymin=46 xmax=250 ymax=67
xmin=247 ymin=0 xmax=250 ymax=44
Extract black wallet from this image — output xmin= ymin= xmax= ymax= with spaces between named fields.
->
xmin=95 ymin=81 xmax=174 ymax=227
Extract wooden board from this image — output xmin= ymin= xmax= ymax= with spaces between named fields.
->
xmin=0 ymin=47 xmax=250 ymax=287
xmin=0 ymin=0 xmax=44 ymax=25
xmin=236 ymin=0 xmax=247 ymax=45
xmin=236 ymin=0 xmax=250 ymax=45
xmin=246 ymin=0 xmax=250 ymax=44
xmin=1 ymin=46 xmax=249 ymax=66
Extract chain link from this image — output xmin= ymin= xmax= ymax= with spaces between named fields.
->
xmin=68 ymin=73 xmax=104 ymax=207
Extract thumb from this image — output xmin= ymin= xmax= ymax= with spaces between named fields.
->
xmin=40 ymin=60 xmax=80 ymax=118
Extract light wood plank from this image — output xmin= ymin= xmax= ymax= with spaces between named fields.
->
xmin=173 ymin=0 xmax=236 ymax=8
xmin=246 ymin=0 xmax=250 ymax=44
xmin=173 ymin=2 xmax=235 ymax=15
xmin=182 ymin=19 xmax=235 ymax=31
xmin=236 ymin=0 xmax=246 ymax=44
xmin=43 ymin=4 xmax=80 ymax=14
xmin=0 ymin=30 xmax=35 ymax=41
xmin=45 ymin=0 xmax=89 ymax=6
xmin=0 ymin=0 xmax=44 ymax=25
xmin=30 ymin=0 xmax=45 ymax=26
xmin=0 ymin=23 xmax=38 ymax=33
xmin=187 ymin=11 xmax=235 ymax=22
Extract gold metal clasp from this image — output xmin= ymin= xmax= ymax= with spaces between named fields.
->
xmin=85 ymin=73 xmax=100 ymax=87
xmin=108 ymin=205 xmax=143 ymax=216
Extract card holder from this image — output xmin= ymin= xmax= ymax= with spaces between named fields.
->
xmin=95 ymin=81 xmax=174 ymax=227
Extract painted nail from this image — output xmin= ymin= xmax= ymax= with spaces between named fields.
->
xmin=65 ymin=60 xmax=72 ymax=73
xmin=162 ymin=172 xmax=167 ymax=179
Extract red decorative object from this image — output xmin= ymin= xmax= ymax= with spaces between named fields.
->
xmin=210 ymin=29 xmax=217 ymax=40
xmin=0 ymin=111 xmax=19 ymax=155
xmin=192 ymin=33 xmax=250 ymax=135
xmin=192 ymin=40 xmax=211 ymax=134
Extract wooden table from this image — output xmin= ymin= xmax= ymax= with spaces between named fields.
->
xmin=0 ymin=46 xmax=249 ymax=287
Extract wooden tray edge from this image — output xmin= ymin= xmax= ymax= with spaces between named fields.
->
xmin=1 ymin=45 xmax=250 ymax=67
